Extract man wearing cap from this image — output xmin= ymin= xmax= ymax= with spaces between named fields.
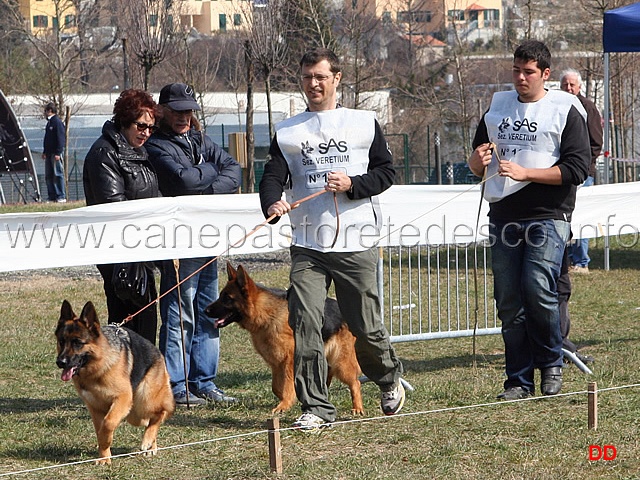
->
xmin=146 ymin=83 xmax=242 ymax=406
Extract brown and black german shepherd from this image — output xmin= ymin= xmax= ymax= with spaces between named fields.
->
xmin=205 ymin=262 xmax=364 ymax=415
xmin=56 ymin=300 xmax=174 ymax=464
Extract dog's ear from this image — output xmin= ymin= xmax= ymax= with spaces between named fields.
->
xmin=60 ymin=300 xmax=75 ymax=321
xmin=79 ymin=301 xmax=101 ymax=333
xmin=226 ymin=261 xmax=237 ymax=280
xmin=236 ymin=265 xmax=255 ymax=291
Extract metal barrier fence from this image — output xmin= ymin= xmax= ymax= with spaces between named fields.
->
xmin=379 ymin=243 xmax=500 ymax=343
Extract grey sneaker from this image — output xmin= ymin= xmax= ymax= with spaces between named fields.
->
xmin=194 ymin=387 xmax=238 ymax=403
xmin=381 ymin=382 xmax=405 ymax=415
xmin=174 ymin=391 xmax=206 ymax=406
xmin=292 ymin=413 xmax=331 ymax=432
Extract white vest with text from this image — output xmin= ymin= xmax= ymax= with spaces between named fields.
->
xmin=275 ymin=108 xmax=381 ymax=252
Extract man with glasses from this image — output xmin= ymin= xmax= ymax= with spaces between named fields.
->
xmin=146 ymin=83 xmax=241 ymax=407
xmin=259 ymin=48 xmax=405 ymax=432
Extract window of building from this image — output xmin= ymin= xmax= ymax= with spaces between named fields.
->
xmin=219 ymin=13 xmax=227 ymax=31
xmin=233 ymin=14 xmax=242 ymax=26
xmin=64 ymin=15 xmax=76 ymax=27
xmin=448 ymin=9 xmax=464 ymax=21
xmin=52 ymin=16 xmax=58 ymax=29
xmin=149 ymin=14 xmax=158 ymax=27
xmin=485 ymin=9 xmax=499 ymax=21
xmin=382 ymin=11 xmax=391 ymax=25
xmin=398 ymin=10 xmax=432 ymax=23
xmin=483 ymin=9 xmax=499 ymax=27
xmin=33 ymin=15 xmax=48 ymax=27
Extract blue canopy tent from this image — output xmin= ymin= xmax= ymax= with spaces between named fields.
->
xmin=602 ymin=2 xmax=640 ymax=180
xmin=601 ymin=2 xmax=640 ymax=269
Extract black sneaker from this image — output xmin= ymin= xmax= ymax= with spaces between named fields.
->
xmin=496 ymin=386 xmax=532 ymax=401
xmin=575 ymin=351 xmax=595 ymax=364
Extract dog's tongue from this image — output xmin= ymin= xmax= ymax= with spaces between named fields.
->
xmin=61 ymin=367 xmax=77 ymax=382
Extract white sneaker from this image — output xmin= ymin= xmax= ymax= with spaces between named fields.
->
xmin=292 ymin=413 xmax=330 ymax=432
xmin=381 ymin=382 xmax=405 ymax=415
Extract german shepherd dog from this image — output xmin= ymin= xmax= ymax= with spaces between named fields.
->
xmin=205 ymin=263 xmax=364 ymax=415
xmin=55 ymin=300 xmax=174 ymax=464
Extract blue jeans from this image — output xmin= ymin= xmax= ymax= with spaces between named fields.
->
xmin=44 ymin=154 xmax=66 ymax=201
xmin=490 ymin=219 xmax=570 ymax=392
xmin=158 ymin=257 xmax=220 ymax=395
xmin=568 ymin=175 xmax=594 ymax=267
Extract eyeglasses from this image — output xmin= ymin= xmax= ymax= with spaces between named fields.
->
xmin=300 ymin=73 xmax=334 ymax=83
xmin=133 ymin=122 xmax=158 ymax=133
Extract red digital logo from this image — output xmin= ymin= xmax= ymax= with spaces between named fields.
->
xmin=589 ymin=445 xmax=617 ymax=461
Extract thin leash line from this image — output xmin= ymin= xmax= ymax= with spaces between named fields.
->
xmin=471 ymin=167 xmax=487 ymax=369
xmin=471 ymin=143 xmax=498 ymax=368
xmin=115 ymin=189 xmax=328 ymax=327
xmin=5 ymin=383 xmax=640 ymax=477
xmin=119 ymin=170 xmax=499 ymax=326
xmin=375 ymin=170 xmax=500 ymax=246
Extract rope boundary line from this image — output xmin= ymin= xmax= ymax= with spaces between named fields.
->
xmin=2 ymin=382 xmax=639 ymax=477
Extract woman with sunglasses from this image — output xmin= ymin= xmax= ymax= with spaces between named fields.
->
xmin=83 ymin=88 xmax=161 ymax=345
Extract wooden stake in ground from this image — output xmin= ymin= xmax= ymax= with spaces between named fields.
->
xmin=267 ymin=417 xmax=283 ymax=473
xmin=588 ymin=382 xmax=598 ymax=430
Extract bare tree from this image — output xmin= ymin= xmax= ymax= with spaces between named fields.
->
xmin=118 ymin=0 xmax=178 ymax=90
xmin=173 ymin=34 xmax=227 ymax=132
xmin=243 ymin=0 xmax=292 ymax=141
xmin=5 ymin=0 xmax=83 ymax=110
xmin=335 ymin=0 xmax=385 ymax=108
xmin=71 ymin=0 xmax=119 ymax=91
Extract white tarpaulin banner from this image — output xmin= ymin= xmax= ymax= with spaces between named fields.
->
xmin=1 ymin=183 xmax=639 ymax=272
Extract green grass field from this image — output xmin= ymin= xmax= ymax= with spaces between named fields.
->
xmin=0 ymin=205 xmax=639 ymax=478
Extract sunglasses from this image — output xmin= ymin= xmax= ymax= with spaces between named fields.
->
xmin=133 ymin=122 xmax=158 ymax=133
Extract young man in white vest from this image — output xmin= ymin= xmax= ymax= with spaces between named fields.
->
xmin=468 ymin=40 xmax=590 ymax=401
xmin=259 ymin=48 xmax=405 ymax=431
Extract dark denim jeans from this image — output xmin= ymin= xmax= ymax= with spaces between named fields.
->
xmin=44 ymin=154 xmax=66 ymax=201
xmin=158 ymin=257 xmax=220 ymax=396
xmin=490 ymin=219 xmax=570 ymax=392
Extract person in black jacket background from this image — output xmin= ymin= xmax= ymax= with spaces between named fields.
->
xmin=42 ymin=102 xmax=66 ymax=202
xmin=146 ymin=83 xmax=241 ymax=407
xmin=83 ymin=89 xmax=160 ymax=344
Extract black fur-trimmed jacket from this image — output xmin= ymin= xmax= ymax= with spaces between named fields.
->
xmin=83 ymin=121 xmax=159 ymax=205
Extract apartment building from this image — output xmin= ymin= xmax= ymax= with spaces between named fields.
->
xmin=17 ymin=0 xmax=256 ymax=36
xmin=19 ymin=0 xmax=77 ymax=36
xmin=179 ymin=0 xmax=255 ymax=34
xmin=346 ymin=0 xmax=503 ymax=42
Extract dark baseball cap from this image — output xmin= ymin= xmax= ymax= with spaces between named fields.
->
xmin=158 ymin=83 xmax=201 ymax=111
